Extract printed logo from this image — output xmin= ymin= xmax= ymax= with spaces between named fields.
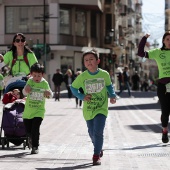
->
xmin=159 ymin=53 xmax=166 ymax=59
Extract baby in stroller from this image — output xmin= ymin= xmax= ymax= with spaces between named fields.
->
xmin=2 ymin=88 xmax=21 ymax=104
xmin=0 ymin=79 xmax=29 ymax=149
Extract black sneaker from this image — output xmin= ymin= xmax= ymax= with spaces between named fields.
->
xmin=162 ymin=130 xmax=169 ymax=143
xmin=31 ymin=147 xmax=39 ymax=154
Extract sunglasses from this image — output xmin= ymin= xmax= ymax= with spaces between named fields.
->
xmin=15 ymin=39 xmax=25 ymax=43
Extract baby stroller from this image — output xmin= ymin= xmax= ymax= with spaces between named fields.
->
xmin=0 ymin=79 xmax=30 ymax=149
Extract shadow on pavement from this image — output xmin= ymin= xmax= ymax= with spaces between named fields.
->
xmin=109 ymin=102 xmax=161 ymax=110
xmin=115 ymin=91 xmax=157 ymax=98
xmin=127 ymin=123 xmax=161 ymax=133
xmin=0 ymin=152 xmax=27 ymax=158
xmin=35 ymin=163 xmax=93 ymax=170
xmin=121 ymin=143 xmax=170 ymax=150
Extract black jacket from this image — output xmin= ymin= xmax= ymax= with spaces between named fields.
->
xmin=52 ymin=73 xmax=63 ymax=86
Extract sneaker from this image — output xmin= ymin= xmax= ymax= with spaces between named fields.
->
xmin=31 ymin=147 xmax=39 ymax=154
xmin=162 ymin=130 xmax=169 ymax=143
xmin=115 ymin=95 xmax=120 ymax=100
xmin=92 ymin=155 xmax=101 ymax=166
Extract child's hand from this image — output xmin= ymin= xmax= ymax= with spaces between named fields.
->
xmin=110 ymin=98 xmax=116 ymax=104
xmin=44 ymin=90 xmax=51 ymax=98
xmin=145 ymin=34 xmax=150 ymax=38
xmin=25 ymin=85 xmax=31 ymax=93
xmin=84 ymin=94 xmax=92 ymax=101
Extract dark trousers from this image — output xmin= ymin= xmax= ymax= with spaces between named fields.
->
xmin=54 ymin=85 xmax=61 ymax=100
xmin=157 ymin=83 xmax=170 ymax=128
xmin=24 ymin=117 xmax=43 ymax=148
xmin=67 ymin=86 xmax=72 ymax=98
xmin=75 ymin=97 xmax=82 ymax=106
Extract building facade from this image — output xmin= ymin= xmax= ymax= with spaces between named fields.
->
xmin=0 ymin=0 xmax=143 ymax=90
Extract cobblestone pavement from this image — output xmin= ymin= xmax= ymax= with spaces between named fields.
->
xmin=0 ymin=92 xmax=170 ymax=170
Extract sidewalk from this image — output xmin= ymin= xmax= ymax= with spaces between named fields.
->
xmin=0 ymin=92 xmax=169 ymax=170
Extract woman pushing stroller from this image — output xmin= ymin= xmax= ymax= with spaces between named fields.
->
xmin=0 ymin=33 xmax=37 ymax=82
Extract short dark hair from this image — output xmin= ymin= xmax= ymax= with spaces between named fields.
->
xmin=82 ymin=49 xmax=99 ymax=60
xmin=30 ymin=63 xmax=44 ymax=74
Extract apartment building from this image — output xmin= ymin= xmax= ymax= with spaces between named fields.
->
xmin=0 ymin=0 xmax=143 ymax=90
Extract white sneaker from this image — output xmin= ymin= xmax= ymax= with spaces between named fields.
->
xmin=115 ymin=95 xmax=121 ymax=100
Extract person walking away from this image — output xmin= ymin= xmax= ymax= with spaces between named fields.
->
xmin=75 ymin=71 xmax=83 ymax=108
xmin=70 ymin=49 xmax=117 ymax=166
xmin=117 ymin=66 xmax=133 ymax=97
xmin=22 ymin=63 xmax=53 ymax=154
xmin=64 ymin=69 xmax=74 ymax=99
xmin=52 ymin=69 xmax=63 ymax=101
xmin=0 ymin=33 xmax=37 ymax=84
xmin=137 ymin=32 xmax=170 ymax=143
xmin=132 ymin=71 xmax=140 ymax=91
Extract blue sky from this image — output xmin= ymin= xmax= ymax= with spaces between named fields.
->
xmin=142 ymin=0 xmax=165 ymax=47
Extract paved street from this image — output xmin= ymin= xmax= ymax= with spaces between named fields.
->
xmin=0 ymin=91 xmax=170 ymax=170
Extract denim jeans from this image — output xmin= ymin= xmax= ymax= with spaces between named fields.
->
xmin=86 ymin=114 xmax=106 ymax=155
xmin=118 ymin=81 xmax=131 ymax=96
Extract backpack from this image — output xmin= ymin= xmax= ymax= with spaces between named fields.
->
xmin=10 ymin=52 xmax=30 ymax=75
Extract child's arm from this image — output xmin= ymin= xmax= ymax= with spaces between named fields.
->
xmin=22 ymin=85 xmax=31 ymax=95
xmin=70 ymin=86 xmax=85 ymax=101
xmin=2 ymin=93 xmax=10 ymax=104
xmin=106 ymin=84 xmax=116 ymax=104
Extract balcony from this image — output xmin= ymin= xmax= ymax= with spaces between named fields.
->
xmin=59 ymin=0 xmax=103 ymax=11
xmin=59 ymin=34 xmax=73 ymax=45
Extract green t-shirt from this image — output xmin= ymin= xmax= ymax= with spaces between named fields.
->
xmin=4 ymin=51 xmax=38 ymax=76
xmin=72 ymin=68 xmax=112 ymax=120
xmin=0 ymin=74 xmax=4 ymax=90
xmin=22 ymin=77 xmax=51 ymax=119
xmin=148 ymin=49 xmax=170 ymax=79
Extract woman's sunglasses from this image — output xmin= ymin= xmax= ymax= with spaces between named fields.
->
xmin=15 ymin=39 xmax=25 ymax=43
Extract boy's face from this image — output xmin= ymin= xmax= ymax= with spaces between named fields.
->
xmin=31 ymin=72 xmax=43 ymax=83
xmin=83 ymin=54 xmax=100 ymax=72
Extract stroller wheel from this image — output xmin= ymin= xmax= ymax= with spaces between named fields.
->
xmin=1 ymin=139 xmax=5 ymax=149
xmin=23 ymin=141 xmax=26 ymax=150
xmin=7 ymin=140 xmax=9 ymax=148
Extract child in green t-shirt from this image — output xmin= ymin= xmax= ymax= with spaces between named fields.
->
xmin=22 ymin=63 xmax=53 ymax=154
xmin=71 ymin=49 xmax=117 ymax=166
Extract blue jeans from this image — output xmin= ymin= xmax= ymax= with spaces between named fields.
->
xmin=118 ymin=81 xmax=131 ymax=96
xmin=86 ymin=114 xmax=106 ymax=155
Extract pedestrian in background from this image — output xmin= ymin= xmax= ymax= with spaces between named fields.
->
xmin=75 ymin=70 xmax=83 ymax=108
xmin=64 ymin=69 xmax=74 ymax=99
xmin=137 ymin=32 xmax=170 ymax=143
xmin=52 ymin=69 xmax=63 ymax=101
xmin=117 ymin=66 xmax=133 ymax=97
xmin=132 ymin=71 xmax=140 ymax=91
xmin=70 ymin=49 xmax=116 ymax=166
xmin=22 ymin=63 xmax=53 ymax=154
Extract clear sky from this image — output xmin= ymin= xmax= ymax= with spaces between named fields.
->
xmin=142 ymin=0 xmax=165 ymax=47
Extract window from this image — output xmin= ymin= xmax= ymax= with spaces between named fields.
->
xmin=60 ymin=9 xmax=71 ymax=34
xmin=5 ymin=6 xmax=49 ymax=33
xmin=75 ymin=11 xmax=86 ymax=36
xmin=91 ymin=12 xmax=97 ymax=38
